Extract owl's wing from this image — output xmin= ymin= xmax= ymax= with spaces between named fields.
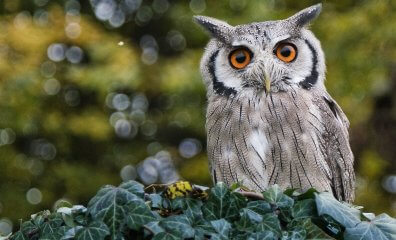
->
xmin=314 ymin=92 xmax=355 ymax=202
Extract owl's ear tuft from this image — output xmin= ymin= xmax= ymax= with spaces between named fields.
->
xmin=287 ymin=3 xmax=322 ymax=28
xmin=193 ymin=16 xmax=234 ymax=43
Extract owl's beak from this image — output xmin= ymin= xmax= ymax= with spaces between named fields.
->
xmin=264 ymin=72 xmax=271 ymax=93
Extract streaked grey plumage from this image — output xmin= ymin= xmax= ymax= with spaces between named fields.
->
xmin=195 ymin=4 xmax=355 ymax=202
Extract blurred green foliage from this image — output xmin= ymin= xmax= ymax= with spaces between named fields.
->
xmin=0 ymin=0 xmax=394 ymax=234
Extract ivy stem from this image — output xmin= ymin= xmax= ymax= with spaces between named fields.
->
xmin=238 ymin=191 xmax=265 ymax=200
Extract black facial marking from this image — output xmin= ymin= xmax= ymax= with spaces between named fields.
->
xmin=300 ymin=40 xmax=318 ymax=89
xmin=209 ymin=50 xmax=237 ymax=96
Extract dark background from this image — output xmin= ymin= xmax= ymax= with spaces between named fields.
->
xmin=0 ymin=0 xmax=394 ymax=234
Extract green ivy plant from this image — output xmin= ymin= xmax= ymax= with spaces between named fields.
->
xmin=5 ymin=181 xmax=396 ymax=240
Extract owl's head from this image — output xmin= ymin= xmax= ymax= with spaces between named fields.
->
xmin=195 ymin=4 xmax=325 ymax=97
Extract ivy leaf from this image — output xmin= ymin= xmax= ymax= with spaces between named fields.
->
xmin=210 ymin=219 xmax=231 ymax=240
xmin=152 ymin=232 xmax=179 ymax=240
xmin=118 ymin=180 xmax=145 ymax=198
xmin=208 ymin=182 xmax=230 ymax=217
xmin=289 ymin=218 xmax=333 ymax=240
xmin=315 ymin=192 xmax=361 ymax=228
xmin=40 ymin=222 xmax=57 ymax=236
xmin=159 ymin=214 xmax=195 ymax=238
xmin=236 ymin=208 xmax=263 ymax=231
xmin=31 ymin=210 xmax=51 ymax=226
xmin=38 ymin=213 xmax=64 ymax=236
xmin=178 ymin=197 xmax=203 ymax=221
xmin=202 ymin=201 xmax=219 ymax=221
xmin=362 ymin=212 xmax=376 ymax=221
xmin=144 ymin=221 xmax=165 ymax=235
xmin=314 ymin=214 xmax=343 ymax=238
xmin=247 ymin=231 xmax=277 ymax=240
xmin=296 ymin=188 xmax=318 ymax=200
xmin=9 ymin=231 xmax=27 ymax=240
xmin=62 ymin=226 xmax=84 ymax=240
xmin=74 ymin=221 xmax=110 ymax=240
xmin=150 ymin=194 xmax=163 ymax=209
xmin=53 ymin=226 xmax=71 ymax=239
xmin=279 ymin=207 xmax=293 ymax=223
xmin=246 ymin=200 xmax=272 ymax=215
xmin=225 ymin=192 xmax=247 ymax=220
xmin=87 ymin=182 xmax=142 ymax=238
xmin=62 ymin=213 xmax=76 ymax=228
xmin=39 ymin=235 xmax=58 ymax=240
xmin=281 ymin=226 xmax=306 ymax=240
xmin=49 ymin=213 xmax=64 ymax=227
xmin=292 ymin=199 xmax=315 ymax=219
xmin=255 ymin=213 xmax=282 ymax=236
xmin=344 ymin=214 xmax=396 ymax=240
xmin=126 ymin=200 xmax=157 ymax=230
xmin=209 ymin=182 xmax=230 ymax=215
xmin=20 ymin=221 xmax=38 ymax=237
xmin=283 ymin=188 xmax=298 ymax=197
xmin=262 ymin=185 xmax=294 ymax=209
xmin=170 ymin=197 xmax=184 ymax=210
xmin=202 ymin=184 xmax=245 ymax=221
xmin=193 ymin=218 xmax=216 ymax=236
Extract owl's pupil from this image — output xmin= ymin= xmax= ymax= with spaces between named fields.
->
xmin=235 ymin=52 xmax=246 ymax=63
xmin=280 ymin=47 xmax=291 ymax=57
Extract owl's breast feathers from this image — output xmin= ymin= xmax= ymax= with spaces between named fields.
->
xmin=206 ymin=88 xmax=355 ymax=202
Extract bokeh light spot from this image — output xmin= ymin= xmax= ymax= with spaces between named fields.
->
xmin=137 ymin=158 xmax=159 ymax=185
xmin=64 ymin=88 xmax=80 ymax=107
xmin=125 ymin=0 xmax=142 ymax=12
xmin=112 ymin=93 xmax=130 ymax=111
xmin=31 ymin=139 xmax=57 ymax=160
xmin=141 ymin=48 xmax=158 ymax=65
xmin=109 ymin=111 xmax=126 ymax=126
xmin=47 ymin=43 xmax=66 ymax=62
xmin=141 ymin=120 xmax=157 ymax=137
xmin=0 ymin=128 xmax=16 ymax=145
xmin=132 ymin=93 xmax=149 ymax=111
xmin=135 ymin=6 xmax=153 ymax=25
xmin=0 ymin=218 xmax=12 ymax=236
xmin=189 ymin=0 xmax=206 ymax=13
xmin=33 ymin=9 xmax=49 ymax=26
xmin=34 ymin=0 xmax=49 ymax=7
xmin=40 ymin=61 xmax=57 ymax=78
xmin=95 ymin=0 xmax=116 ymax=21
xmin=115 ymin=119 xmax=138 ymax=138
xmin=65 ymin=23 xmax=81 ymax=39
xmin=383 ymin=175 xmax=396 ymax=194
xmin=65 ymin=46 xmax=83 ymax=63
xmin=179 ymin=138 xmax=202 ymax=158
xmin=43 ymin=78 xmax=61 ymax=95
xmin=152 ymin=0 xmax=169 ymax=14
xmin=26 ymin=188 xmax=43 ymax=205
xmin=167 ymin=30 xmax=186 ymax=51
xmin=120 ymin=165 xmax=137 ymax=181
xmin=229 ymin=0 xmax=246 ymax=11
xmin=109 ymin=9 xmax=125 ymax=27
xmin=14 ymin=11 xmax=32 ymax=29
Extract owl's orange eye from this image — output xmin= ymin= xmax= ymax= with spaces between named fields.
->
xmin=275 ymin=43 xmax=297 ymax=63
xmin=229 ymin=48 xmax=252 ymax=69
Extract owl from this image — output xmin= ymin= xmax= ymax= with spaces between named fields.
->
xmin=194 ymin=4 xmax=355 ymax=202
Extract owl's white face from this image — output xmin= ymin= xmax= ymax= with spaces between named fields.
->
xmin=196 ymin=4 xmax=326 ymax=97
